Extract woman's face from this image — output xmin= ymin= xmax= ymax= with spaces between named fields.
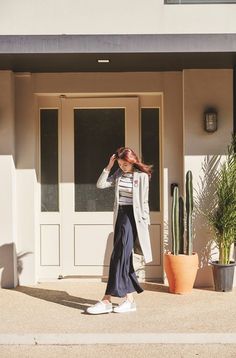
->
xmin=117 ymin=159 xmax=134 ymax=173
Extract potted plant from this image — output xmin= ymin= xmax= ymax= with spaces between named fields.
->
xmin=205 ymin=134 xmax=236 ymax=292
xmin=164 ymin=171 xmax=199 ymax=294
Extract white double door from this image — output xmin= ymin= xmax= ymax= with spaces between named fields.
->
xmin=38 ymin=96 xmax=162 ymax=280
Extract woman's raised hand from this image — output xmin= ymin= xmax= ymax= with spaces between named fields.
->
xmin=106 ymin=154 xmax=116 ymax=171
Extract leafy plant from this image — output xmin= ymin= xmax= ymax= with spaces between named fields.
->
xmin=206 ymin=134 xmax=236 ymax=264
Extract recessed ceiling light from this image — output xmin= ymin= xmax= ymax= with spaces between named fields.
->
xmin=97 ymin=59 xmax=110 ymax=63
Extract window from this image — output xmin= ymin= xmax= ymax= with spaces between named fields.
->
xmin=40 ymin=109 xmax=59 ymax=212
xmin=141 ymin=108 xmax=160 ymax=212
xmin=74 ymin=108 xmax=125 ymax=211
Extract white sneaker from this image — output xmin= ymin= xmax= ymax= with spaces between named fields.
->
xmin=113 ymin=299 xmax=136 ymax=313
xmin=86 ymin=300 xmax=112 ymax=315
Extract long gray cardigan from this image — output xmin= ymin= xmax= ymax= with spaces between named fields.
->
xmin=96 ymin=167 xmax=153 ymax=264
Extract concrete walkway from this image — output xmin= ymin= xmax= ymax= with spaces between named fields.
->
xmin=0 ymin=281 xmax=236 ymax=357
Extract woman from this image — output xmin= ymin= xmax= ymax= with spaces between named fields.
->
xmin=86 ymin=147 xmax=153 ymax=314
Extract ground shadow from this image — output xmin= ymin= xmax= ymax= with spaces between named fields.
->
xmin=12 ymin=285 xmax=98 ymax=312
xmin=140 ymin=282 xmax=170 ymax=294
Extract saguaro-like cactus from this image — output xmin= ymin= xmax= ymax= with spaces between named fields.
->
xmin=171 ymin=170 xmax=194 ymax=255
xmin=186 ymin=170 xmax=193 ymax=255
xmin=172 ymin=186 xmax=179 ymax=255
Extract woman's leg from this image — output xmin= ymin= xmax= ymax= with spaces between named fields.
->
xmin=103 ymin=290 xmax=134 ymax=303
xmin=126 ymin=292 xmax=134 ymax=302
xmin=87 ymin=206 xmax=140 ymax=314
xmin=104 ymin=205 xmax=143 ymax=298
xmin=101 ymin=294 xmax=111 ymax=303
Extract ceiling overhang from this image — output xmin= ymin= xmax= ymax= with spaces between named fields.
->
xmin=1 ymin=34 xmax=236 ymax=72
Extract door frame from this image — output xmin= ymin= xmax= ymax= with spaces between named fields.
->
xmin=35 ymin=93 xmax=164 ymax=282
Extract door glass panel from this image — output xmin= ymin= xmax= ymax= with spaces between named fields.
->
xmin=141 ymin=108 xmax=160 ymax=211
xmin=74 ymin=108 xmax=125 ymax=211
xmin=40 ymin=109 xmax=59 ymax=212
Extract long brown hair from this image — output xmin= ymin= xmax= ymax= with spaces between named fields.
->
xmin=115 ymin=147 xmax=153 ymax=178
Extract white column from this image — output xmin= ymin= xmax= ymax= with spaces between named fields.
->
xmin=15 ymin=73 xmax=37 ymax=285
xmin=0 ymin=71 xmax=17 ymax=288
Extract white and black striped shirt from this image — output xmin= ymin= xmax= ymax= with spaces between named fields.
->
xmin=118 ymin=172 xmax=133 ymax=205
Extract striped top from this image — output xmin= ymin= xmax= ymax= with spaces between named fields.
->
xmin=118 ymin=172 xmax=133 ymax=205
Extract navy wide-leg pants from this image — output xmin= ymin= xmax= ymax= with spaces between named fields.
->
xmin=105 ymin=205 xmax=144 ymax=298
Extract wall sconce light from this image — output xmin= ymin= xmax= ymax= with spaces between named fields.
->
xmin=204 ymin=109 xmax=218 ymax=133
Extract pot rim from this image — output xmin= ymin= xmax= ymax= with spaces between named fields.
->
xmin=164 ymin=251 xmax=198 ymax=257
xmin=210 ymin=260 xmax=236 ymax=267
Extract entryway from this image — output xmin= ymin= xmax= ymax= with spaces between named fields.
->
xmin=37 ymin=95 xmax=163 ymax=281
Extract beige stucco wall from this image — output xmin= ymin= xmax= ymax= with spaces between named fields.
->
xmin=183 ymin=69 xmax=233 ymax=287
xmin=0 ymin=0 xmax=235 ymax=35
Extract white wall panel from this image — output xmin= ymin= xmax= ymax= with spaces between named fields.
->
xmin=74 ymin=225 xmax=113 ymax=266
xmin=40 ymin=225 xmax=60 ymax=266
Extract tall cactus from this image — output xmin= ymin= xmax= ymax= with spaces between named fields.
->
xmin=186 ymin=170 xmax=193 ymax=255
xmin=172 ymin=186 xmax=179 ymax=255
xmin=171 ymin=171 xmax=194 ymax=255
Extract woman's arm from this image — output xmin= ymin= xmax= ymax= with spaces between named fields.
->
xmin=96 ymin=154 xmax=117 ymax=189
xmin=96 ymin=168 xmax=116 ymax=189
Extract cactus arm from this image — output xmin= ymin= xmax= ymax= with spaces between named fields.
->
xmin=186 ymin=171 xmax=193 ymax=255
xmin=172 ymin=186 xmax=179 ymax=255
xmin=179 ymin=196 xmax=185 ymax=254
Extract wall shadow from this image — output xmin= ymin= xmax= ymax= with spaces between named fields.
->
xmin=163 ymin=219 xmax=171 ymax=254
xmin=102 ymin=232 xmax=114 ymax=283
xmin=0 ymin=243 xmax=16 ymax=288
xmin=193 ymin=154 xmax=221 ymax=288
xmin=0 ymin=243 xmax=33 ymax=288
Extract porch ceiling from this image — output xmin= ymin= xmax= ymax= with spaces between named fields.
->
xmin=1 ymin=34 xmax=236 ymax=72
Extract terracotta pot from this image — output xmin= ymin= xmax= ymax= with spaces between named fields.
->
xmin=164 ymin=252 xmax=199 ymax=294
